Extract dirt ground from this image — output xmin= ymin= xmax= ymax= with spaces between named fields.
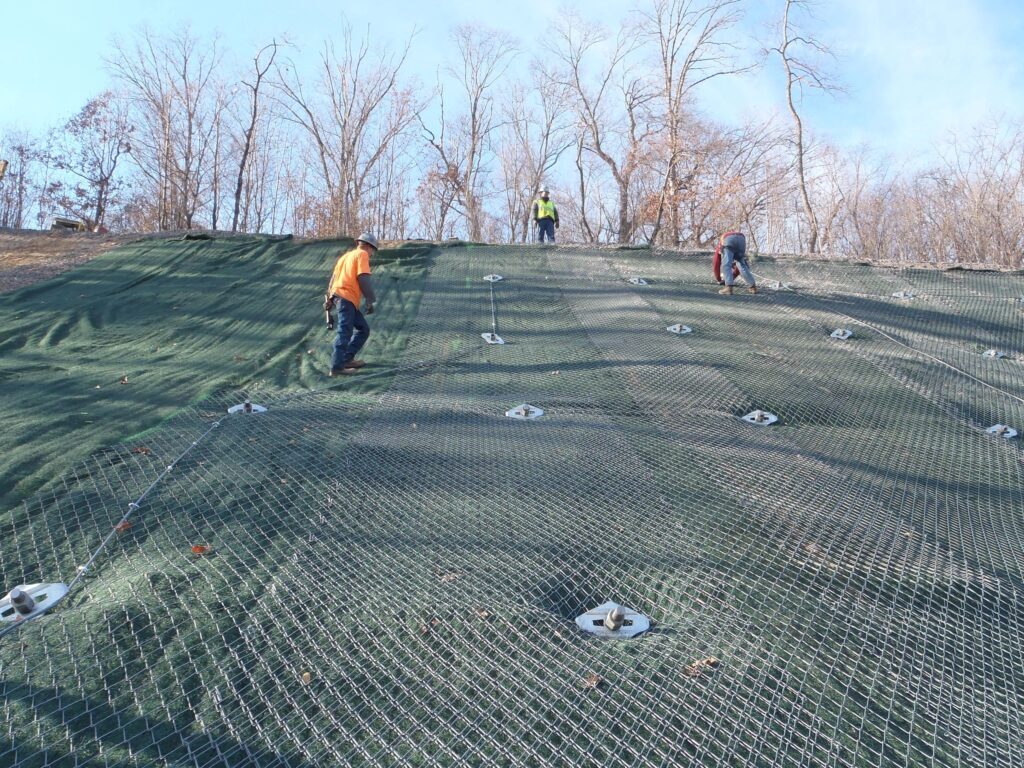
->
xmin=0 ymin=229 xmax=136 ymax=293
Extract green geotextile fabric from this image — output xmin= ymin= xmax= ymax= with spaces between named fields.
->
xmin=0 ymin=236 xmax=429 ymax=511
xmin=1 ymin=244 xmax=1022 ymax=767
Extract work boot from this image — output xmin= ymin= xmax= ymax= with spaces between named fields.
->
xmin=749 ymin=284 xmax=758 ymax=295
xmin=718 ymin=285 xmax=734 ymax=295
xmin=343 ymin=359 xmax=366 ymax=369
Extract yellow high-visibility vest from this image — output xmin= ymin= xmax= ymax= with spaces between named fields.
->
xmin=535 ymin=198 xmax=556 ymax=220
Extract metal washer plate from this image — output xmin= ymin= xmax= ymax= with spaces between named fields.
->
xmin=831 ymin=329 xmax=853 ymax=340
xmin=481 ymin=332 xmax=505 ymax=345
xmin=987 ymin=424 xmax=1018 ymax=438
xmin=483 ymin=274 xmax=503 ymax=282
xmin=743 ymin=410 xmax=778 ymax=426
xmin=227 ymin=402 xmax=268 ymax=414
xmin=506 ymin=404 xmax=543 ymax=420
xmin=1 ymin=582 xmax=69 ymax=622
xmin=628 ymin=277 xmax=648 ymax=286
xmin=575 ymin=601 xmax=650 ymax=639
xmin=667 ymin=324 xmax=692 ymax=335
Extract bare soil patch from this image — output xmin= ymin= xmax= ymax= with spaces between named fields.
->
xmin=0 ymin=229 xmax=135 ymax=292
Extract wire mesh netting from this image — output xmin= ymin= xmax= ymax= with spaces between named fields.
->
xmin=2 ymin=244 xmax=1023 ymax=767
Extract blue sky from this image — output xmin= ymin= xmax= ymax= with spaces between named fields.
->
xmin=2 ymin=0 xmax=1023 ymax=164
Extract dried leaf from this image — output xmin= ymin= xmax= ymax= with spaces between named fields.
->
xmin=434 ymin=565 xmax=465 ymax=584
xmin=419 ymin=617 xmax=441 ymax=636
xmin=131 ymin=445 xmax=152 ymax=455
xmin=301 ymin=671 xmax=312 ymax=685
xmin=682 ymin=657 xmax=721 ymax=679
xmin=191 ymin=545 xmax=210 ymax=555
xmin=114 ymin=521 xmax=133 ymax=533
xmin=581 ymin=672 xmax=603 ymax=690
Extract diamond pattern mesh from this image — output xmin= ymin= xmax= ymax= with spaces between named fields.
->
xmin=2 ymin=245 xmax=1022 ymax=767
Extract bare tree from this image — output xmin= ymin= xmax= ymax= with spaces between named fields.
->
xmin=636 ymin=0 xmax=747 ymax=245
xmin=907 ymin=122 xmax=1024 ymax=267
xmin=110 ymin=27 xmax=224 ymax=230
xmin=672 ymin=117 xmax=788 ymax=249
xmin=42 ymin=92 xmax=133 ymax=229
xmin=498 ymin=66 xmax=573 ymax=242
xmin=770 ymin=0 xmax=840 ymax=254
xmin=0 ymin=134 xmax=43 ymax=228
xmin=274 ymin=23 xmax=421 ymax=236
xmin=420 ymin=24 xmax=518 ymax=241
xmin=231 ymin=41 xmax=278 ymax=232
xmin=416 ymin=165 xmax=460 ymax=240
xmin=827 ymin=145 xmax=897 ymax=262
xmin=552 ymin=14 xmax=655 ymax=243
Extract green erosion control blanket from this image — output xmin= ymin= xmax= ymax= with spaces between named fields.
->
xmin=1 ymin=244 xmax=1023 ymax=767
xmin=0 ymin=236 xmax=429 ymax=511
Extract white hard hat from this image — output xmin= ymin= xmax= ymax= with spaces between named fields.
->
xmin=356 ymin=232 xmax=379 ymax=249
xmin=540 ymin=186 xmax=550 ymax=194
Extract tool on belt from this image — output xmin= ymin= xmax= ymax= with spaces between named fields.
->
xmin=323 ymin=294 xmax=336 ymax=330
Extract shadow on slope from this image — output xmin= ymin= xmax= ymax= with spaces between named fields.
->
xmin=0 ymin=236 xmax=430 ymax=513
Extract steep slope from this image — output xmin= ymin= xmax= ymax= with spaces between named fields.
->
xmin=0 ymin=235 xmax=430 ymax=511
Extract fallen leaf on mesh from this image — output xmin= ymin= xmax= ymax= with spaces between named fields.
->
xmin=301 ymin=671 xmax=312 ymax=685
xmin=434 ymin=565 xmax=465 ymax=583
xmin=581 ymin=672 xmax=603 ymax=690
xmin=682 ymin=657 xmax=721 ymax=678
xmin=114 ymin=521 xmax=133 ymax=533
xmin=474 ymin=608 xmax=491 ymax=620
xmin=191 ymin=545 xmax=210 ymax=555
xmin=131 ymin=446 xmax=152 ymax=455
xmin=419 ymin=617 xmax=441 ymax=636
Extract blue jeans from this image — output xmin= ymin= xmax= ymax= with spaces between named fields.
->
xmin=722 ymin=246 xmax=755 ymax=287
xmin=536 ymin=218 xmax=556 ymax=242
xmin=330 ymin=298 xmax=370 ymax=370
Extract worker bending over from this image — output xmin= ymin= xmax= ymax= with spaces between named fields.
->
xmin=325 ymin=233 xmax=378 ymax=376
xmin=716 ymin=231 xmax=757 ymax=295
xmin=531 ymin=186 xmax=559 ymax=243
xmin=713 ymin=244 xmax=740 ymax=285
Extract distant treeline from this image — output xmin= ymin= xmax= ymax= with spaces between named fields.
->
xmin=1 ymin=1 xmax=1021 ymax=267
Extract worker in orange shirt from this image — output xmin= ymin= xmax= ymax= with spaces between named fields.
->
xmin=325 ymin=233 xmax=378 ymax=376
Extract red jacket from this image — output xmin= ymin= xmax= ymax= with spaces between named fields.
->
xmin=713 ymin=231 xmax=743 ymax=283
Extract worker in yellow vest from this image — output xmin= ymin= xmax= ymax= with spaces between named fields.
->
xmin=531 ymin=186 xmax=559 ymax=243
